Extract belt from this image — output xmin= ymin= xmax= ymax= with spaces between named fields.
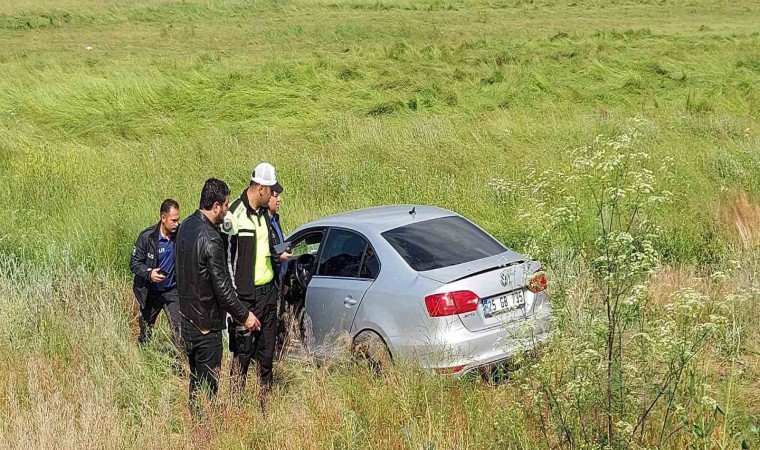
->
xmin=150 ymin=286 xmax=177 ymax=294
xmin=254 ymin=281 xmax=275 ymax=295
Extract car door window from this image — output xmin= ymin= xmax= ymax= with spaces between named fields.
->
xmin=359 ymin=245 xmax=380 ymax=279
xmin=317 ymin=229 xmax=371 ymax=278
xmin=291 ymin=232 xmax=323 ymax=258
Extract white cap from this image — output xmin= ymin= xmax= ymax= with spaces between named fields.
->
xmin=250 ymin=162 xmax=282 ymax=193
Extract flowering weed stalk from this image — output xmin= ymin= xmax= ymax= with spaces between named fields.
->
xmin=513 ymin=120 xmax=740 ymax=448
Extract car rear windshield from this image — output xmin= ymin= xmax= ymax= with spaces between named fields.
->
xmin=381 ymin=216 xmax=506 ymax=271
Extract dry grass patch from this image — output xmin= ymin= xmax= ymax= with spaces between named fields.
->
xmin=720 ymin=191 xmax=760 ymax=250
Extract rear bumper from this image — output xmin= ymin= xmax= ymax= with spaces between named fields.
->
xmin=390 ymin=301 xmax=553 ymax=377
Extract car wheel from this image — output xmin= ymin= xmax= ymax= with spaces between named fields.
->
xmin=352 ymin=331 xmax=392 ymax=373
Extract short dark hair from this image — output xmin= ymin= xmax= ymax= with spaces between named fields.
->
xmin=199 ymin=178 xmax=230 ymax=210
xmin=160 ymin=198 xmax=179 ymax=216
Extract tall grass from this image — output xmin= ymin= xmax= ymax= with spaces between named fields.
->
xmin=0 ymin=0 xmax=759 ymax=447
xmin=0 ymin=244 xmax=757 ymax=448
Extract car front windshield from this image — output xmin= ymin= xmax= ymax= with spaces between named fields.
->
xmin=381 ymin=216 xmax=506 ymax=271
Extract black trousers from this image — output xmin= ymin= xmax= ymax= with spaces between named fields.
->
xmin=139 ymin=288 xmax=181 ymax=348
xmin=182 ymin=319 xmax=222 ymax=408
xmin=230 ymin=283 xmax=278 ymax=391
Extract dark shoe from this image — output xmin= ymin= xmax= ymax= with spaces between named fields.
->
xmin=138 ymin=319 xmax=152 ymax=345
xmin=258 ymin=386 xmax=271 ymax=414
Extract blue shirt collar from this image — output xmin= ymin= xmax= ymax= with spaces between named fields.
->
xmin=158 ymin=228 xmax=174 ymax=242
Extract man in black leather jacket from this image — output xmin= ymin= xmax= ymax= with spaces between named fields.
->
xmin=175 ymin=178 xmax=259 ymax=409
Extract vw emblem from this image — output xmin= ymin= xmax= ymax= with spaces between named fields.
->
xmin=500 ymin=269 xmax=514 ymax=287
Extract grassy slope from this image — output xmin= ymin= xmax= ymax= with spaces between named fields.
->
xmin=0 ymin=0 xmax=758 ymax=448
xmin=1 ymin=0 xmax=758 ymax=268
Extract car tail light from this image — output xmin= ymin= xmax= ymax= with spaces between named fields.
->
xmin=528 ymin=271 xmax=547 ymax=293
xmin=425 ymin=290 xmax=480 ymax=317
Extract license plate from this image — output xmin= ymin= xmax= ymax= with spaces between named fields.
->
xmin=483 ymin=290 xmax=525 ymax=317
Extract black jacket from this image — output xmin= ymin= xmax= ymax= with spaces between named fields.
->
xmin=129 ymin=223 xmax=160 ymax=308
xmin=175 ymin=210 xmax=249 ymax=331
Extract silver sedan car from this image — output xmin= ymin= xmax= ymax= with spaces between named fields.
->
xmin=281 ymin=205 xmax=552 ymax=376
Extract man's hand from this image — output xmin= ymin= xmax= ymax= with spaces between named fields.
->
xmin=149 ymin=268 xmax=166 ymax=283
xmin=278 ymin=251 xmax=292 ymax=262
xmin=244 ymin=311 xmax=261 ymax=331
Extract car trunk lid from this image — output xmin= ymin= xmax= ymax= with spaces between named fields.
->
xmin=418 ymin=251 xmax=524 ymax=284
xmin=419 ymin=251 xmax=536 ymax=332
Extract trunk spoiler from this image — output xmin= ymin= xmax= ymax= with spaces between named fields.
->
xmin=417 ymin=251 xmax=526 ymax=284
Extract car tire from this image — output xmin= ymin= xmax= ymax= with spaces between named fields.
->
xmin=352 ymin=331 xmax=392 ymax=373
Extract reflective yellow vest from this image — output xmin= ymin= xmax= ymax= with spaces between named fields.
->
xmin=222 ymin=194 xmax=274 ymax=299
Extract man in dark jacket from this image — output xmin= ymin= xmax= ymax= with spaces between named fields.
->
xmin=129 ymin=199 xmax=182 ymax=347
xmin=175 ymin=178 xmax=259 ymax=409
xmin=268 ymin=187 xmax=290 ymax=360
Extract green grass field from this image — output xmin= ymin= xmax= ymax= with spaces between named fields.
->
xmin=1 ymin=0 xmax=758 ymax=448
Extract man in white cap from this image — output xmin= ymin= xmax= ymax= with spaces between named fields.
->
xmin=221 ymin=162 xmax=290 ymax=408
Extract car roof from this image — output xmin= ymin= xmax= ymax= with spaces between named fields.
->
xmin=296 ymin=205 xmax=457 ymax=235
